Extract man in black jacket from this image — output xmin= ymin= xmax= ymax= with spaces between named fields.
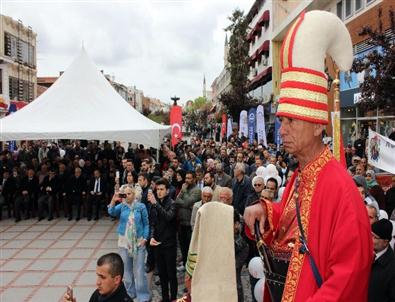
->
xmin=87 ymin=169 xmax=107 ymax=221
xmin=148 ymin=178 xmax=178 ymax=302
xmin=14 ymin=168 xmax=39 ymax=221
xmin=37 ymin=168 xmax=58 ymax=221
xmin=62 ymin=253 xmax=133 ymax=302
xmin=67 ymin=167 xmax=87 ymax=221
xmin=368 ymin=219 xmax=395 ymax=302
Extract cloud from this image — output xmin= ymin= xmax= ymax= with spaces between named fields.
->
xmin=2 ymin=0 xmax=254 ymax=103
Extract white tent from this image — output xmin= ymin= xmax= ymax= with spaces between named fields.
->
xmin=0 ymin=48 xmax=170 ymax=149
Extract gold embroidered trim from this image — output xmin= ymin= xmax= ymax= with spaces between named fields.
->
xmin=186 ymin=253 xmax=198 ymax=277
xmin=281 ymin=71 xmax=327 ymax=88
xmin=263 ymin=199 xmax=275 ymax=241
xmin=277 ymin=103 xmax=327 ymax=120
xmin=280 ymin=88 xmax=327 ymax=104
xmin=281 ymin=147 xmax=333 ymax=302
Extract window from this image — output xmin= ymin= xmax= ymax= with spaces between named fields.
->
xmin=337 ymin=1 xmax=343 ymax=19
xmin=345 ymin=0 xmax=352 ymax=18
xmin=355 ymin=0 xmax=362 ymax=11
xmin=366 ymin=0 xmax=375 ymax=5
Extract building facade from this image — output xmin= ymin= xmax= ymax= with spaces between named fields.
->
xmin=0 ymin=15 xmax=37 ymax=115
xmin=210 ymin=35 xmax=231 ymax=106
xmin=327 ymin=0 xmax=395 ymax=142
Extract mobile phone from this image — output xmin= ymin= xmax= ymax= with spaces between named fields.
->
xmin=148 ymin=188 xmax=153 ymax=194
xmin=118 ymin=193 xmax=127 ymax=198
xmin=67 ymin=285 xmax=73 ymax=300
xmin=115 ymin=170 xmax=120 ymax=179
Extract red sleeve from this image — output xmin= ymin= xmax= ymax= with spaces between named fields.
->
xmin=244 ymin=199 xmax=282 ymax=243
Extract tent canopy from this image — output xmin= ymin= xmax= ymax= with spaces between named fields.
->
xmin=0 ymin=48 xmax=170 ymax=149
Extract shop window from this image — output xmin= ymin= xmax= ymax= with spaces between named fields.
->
xmin=345 ymin=0 xmax=352 ymax=18
xmin=337 ymin=1 xmax=343 ymax=19
xmin=355 ymin=0 xmax=362 ymax=11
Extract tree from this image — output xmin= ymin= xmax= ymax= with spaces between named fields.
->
xmin=352 ymin=7 xmax=395 ymax=110
xmin=220 ymin=9 xmax=258 ymax=120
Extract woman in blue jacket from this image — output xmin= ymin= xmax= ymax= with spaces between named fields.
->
xmin=108 ymin=186 xmax=150 ymax=302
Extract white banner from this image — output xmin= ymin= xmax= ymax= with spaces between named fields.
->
xmin=227 ymin=116 xmax=233 ymax=139
xmin=368 ymin=129 xmax=395 ymax=174
xmin=256 ymin=105 xmax=267 ymax=147
xmin=239 ymin=110 xmax=248 ymax=138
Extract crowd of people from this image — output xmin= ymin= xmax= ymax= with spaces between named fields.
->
xmin=0 ymin=133 xmax=394 ymax=301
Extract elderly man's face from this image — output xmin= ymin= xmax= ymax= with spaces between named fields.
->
xmin=366 ymin=206 xmax=378 ymax=225
xmin=219 ymin=192 xmax=232 ymax=205
xmin=279 ymin=117 xmax=322 ymax=157
xmin=201 ymin=192 xmax=213 ymax=204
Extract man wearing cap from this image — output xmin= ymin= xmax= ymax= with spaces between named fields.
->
xmin=244 ymin=11 xmax=372 ymax=302
xmin=368 ymin=219 xmax=395 ymax=302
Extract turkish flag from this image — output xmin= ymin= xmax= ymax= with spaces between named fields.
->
xmin=170 ymin=105 xmax=183 ymax=147
xmin=221 ymin=113 xmax=227 ymax=139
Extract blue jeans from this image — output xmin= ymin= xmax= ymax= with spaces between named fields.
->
xmin=119 ymin=246 xmax=151 ymax=302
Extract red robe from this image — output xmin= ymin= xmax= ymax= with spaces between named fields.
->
xmin=247 ymin=147 xmax=372 ymax=302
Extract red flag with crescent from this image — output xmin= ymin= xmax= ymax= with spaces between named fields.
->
xmin=221 ymin=113 xmax=227 ymax=139
xmin=170 ymin=105 xmax=183 ymax=147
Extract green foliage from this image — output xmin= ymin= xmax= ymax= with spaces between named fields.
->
xmin=148 ymin=110 xmax=170 ymax=125
xmin=220 ymin=9 xmax=257 ymax=120
xmin=351 ymin=7 xmax=395 ymax=110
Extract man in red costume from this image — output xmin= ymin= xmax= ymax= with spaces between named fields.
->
xmin=244 ymin=11 xmax=372 ymax=302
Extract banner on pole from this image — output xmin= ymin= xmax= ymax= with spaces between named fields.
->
xmin=221 ymin=113 xmax=227 ymax=139
xmin=227 ymin=116 xmax=233 ymax=139
xmin=256 ymin=105 xmax=267 ymax=147
xmin=170 ymin=105 xmax=183 ymax=147
xmin=239 ymin=110 xmax=248 ymax=139
xmin=367 ymin=129 xmax=395 ymax=174
xmin=274 ymin=117 xmax=282 ymax=149
xmin=248 ymin=108 xmax=256 ymax=145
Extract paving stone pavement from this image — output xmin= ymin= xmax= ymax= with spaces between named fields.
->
xmin=0 ymin=217 xmax=254 ymax=302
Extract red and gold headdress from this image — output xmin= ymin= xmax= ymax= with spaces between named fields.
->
xmin=276 ymin=11 xmax=353 ymax=124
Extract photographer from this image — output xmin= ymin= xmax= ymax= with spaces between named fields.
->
xmin=107 ymin=187 xmax=151 ymax=302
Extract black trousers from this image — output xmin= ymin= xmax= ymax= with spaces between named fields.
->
xmin=154 ymin=245 xmax=178 ymax=302
xmin=37 ymin=194 xmax=55 ymax=219
xmin=14 ymin=194 xmax=33 ymax=219
xmin=178 ymin=225 xmax=192 ymax=265
xmin=87 ymin=194 xmax=102 ymax=220
xmin=67 ymin=193 xmax=83 ymax=219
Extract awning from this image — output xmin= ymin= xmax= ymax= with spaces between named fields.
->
xmin=249 ymin=66 xmax=272 ymax=90
xmin=258 ymin=10 xmax=270 ymax=26
xmin=258 ymin=40 xmax=270 ymax=55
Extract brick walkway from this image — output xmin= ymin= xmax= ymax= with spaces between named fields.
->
xmin=0 ymin=217 xmax=253 ymax=302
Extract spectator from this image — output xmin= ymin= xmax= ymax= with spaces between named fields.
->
xmin=261 ymin=188 xmax=275 ymax=201
xmin=87 ymin=169 xmax=107 ymax=221
xmin=191 ymin=186 xmax=213 ymax=229
xmin=264 ymin=176 xmax=281 ymax=200
xmin=219 ymin=187 xmax=233 ymax=206
xmin=203 ymin=171 xmax=222 ymax=201
xmin=366 ymin=204 xmax=379 ymax=225
xmin=67 ymin=167 xmax=86 ymax=221
xmin=215 ymin=162 xmax=232 ymax=188
xmin=175 ymin=171 xmax=201 ymax=267
xmin=14 ymin=168 xmax=39 ymax=221
xmin=37 ymin=168 xmax=58 ymax=221
xmin=246 ymin=176 xmax=264 ymax=207
xmin=234 ymin=210 xmax=249 ymax=302
xmin=148 ymin=178 xmax=178 ymax=302
xmin=368 ymin=219 xmax=395 ymax=302
xmin=107 ymin=187 xmax=150 ymax=301
xmin=232 ymin=162 xmax=253 ymax=215
xmin=62 ymin=253 xmax=133 ymax=302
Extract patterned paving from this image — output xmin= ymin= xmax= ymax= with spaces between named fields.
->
xmin=0 ymin=217 xmax=253 ymax=302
